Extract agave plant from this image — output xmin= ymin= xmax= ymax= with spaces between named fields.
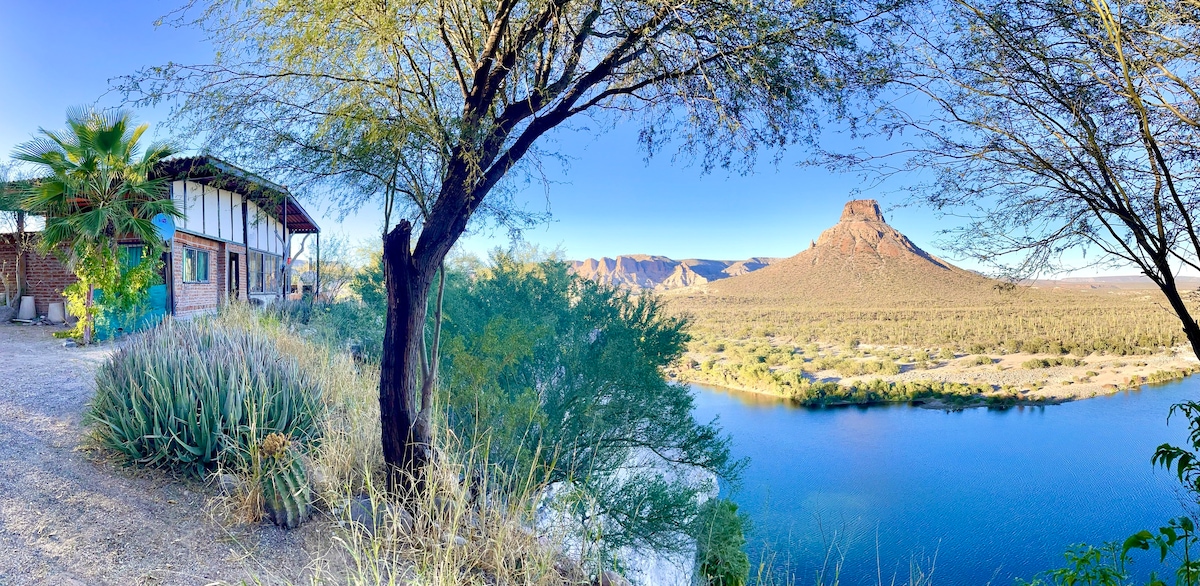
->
xmin=88 ymin=317 xmax=325 ymax=476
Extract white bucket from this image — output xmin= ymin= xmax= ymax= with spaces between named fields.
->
xmin=16 ymin=296 xmax=35 ymax=320
xmin=47 ymin=302 xmax=66 ymax=324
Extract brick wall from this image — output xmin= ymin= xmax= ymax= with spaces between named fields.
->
xmin=172 ymin=231 xmax=224 ymax=317
xmin=0 ymin=234 xmax=75 ymax=315
xmin=225 ymin=243 xmax=248 ymax=303
xmin=4 ymin=229 xmax=257 ymax=318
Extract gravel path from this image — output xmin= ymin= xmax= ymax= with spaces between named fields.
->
xmin=0 ymin=324 xmax=332 ymax=585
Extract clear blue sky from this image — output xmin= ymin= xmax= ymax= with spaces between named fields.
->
xmin=0 ymin=1 xmax=1111 ymax=275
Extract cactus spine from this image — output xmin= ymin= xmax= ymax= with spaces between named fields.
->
xmin=259 ymin=432 xmax=311 ymax=529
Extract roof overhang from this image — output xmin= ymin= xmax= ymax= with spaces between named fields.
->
xmin=155 ymin=156 xmax=321 ymax=234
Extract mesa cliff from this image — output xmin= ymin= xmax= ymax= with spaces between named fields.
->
xmin=571 ymin=255 xmax=778 ymax=292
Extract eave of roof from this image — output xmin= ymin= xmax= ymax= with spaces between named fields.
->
xmin=155 ymin=155 xmax=321 ymax=234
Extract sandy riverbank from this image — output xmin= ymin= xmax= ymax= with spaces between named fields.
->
xmin=677 ymin=344 xmax=1200 ymax=407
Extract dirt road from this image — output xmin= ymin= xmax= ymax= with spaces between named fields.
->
xmin=0 ymin=324 xmax=329 ymax=585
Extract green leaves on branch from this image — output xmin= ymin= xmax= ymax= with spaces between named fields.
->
xmin=437 ymin=252 xmax=741 ymax=559
xmin=694 ymin=499 xmax=751 ymax=586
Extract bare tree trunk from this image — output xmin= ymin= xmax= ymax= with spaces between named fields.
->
xmin=379 ymin=220 xmax=434 ymax=492
xmin=15 ymin=212 xmax=25 ymax=299
xmin=83 ymin=284 xmax=94 ymax=345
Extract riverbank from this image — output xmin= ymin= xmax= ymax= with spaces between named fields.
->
xmin=675 ymin=343 xmax=1200 ymax=409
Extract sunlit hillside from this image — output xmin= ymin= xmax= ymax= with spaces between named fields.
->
xmin=665 ymin=200 xmax=1193 ymax=355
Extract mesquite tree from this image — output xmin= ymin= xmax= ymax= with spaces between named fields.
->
xmin=124 ymin=0 xmax=896 ymax=487
xmin=835 ymin=0 xmax=1200 ymax=360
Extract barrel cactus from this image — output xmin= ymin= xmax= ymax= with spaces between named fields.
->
xmin=259 ymin=433 xmax=311 ymax=529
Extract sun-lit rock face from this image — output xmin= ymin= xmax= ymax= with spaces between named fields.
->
xmin=691 ymin=197 xmax=999 ymax=305
xmin=839 ymin=199 xmax=886 ymax=223
xmin=570 ymin=255 xmax=778 ymax=292
xmin=815 ymin=199 xmax=943 ymax=263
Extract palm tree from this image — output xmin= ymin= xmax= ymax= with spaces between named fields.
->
xmin=13 ymin=108 xmax=179 ymax=343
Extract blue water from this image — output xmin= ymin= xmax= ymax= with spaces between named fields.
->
xmin=690 ymin=381 xmax=1200 ymax=585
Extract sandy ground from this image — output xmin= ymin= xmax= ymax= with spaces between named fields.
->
xmin=0 ymin=323 xmax=334 ymax=585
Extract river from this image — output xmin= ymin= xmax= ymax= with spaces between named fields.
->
xmin=690 ymin=380 xmax=1199 ymax=585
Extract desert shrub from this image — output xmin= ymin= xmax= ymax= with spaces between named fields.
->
xmin=969 ymin=355 xmax=995 ymax=366
xmin=88 ymin=316 xmax=326 ymax=476
xmin=1023 ymin=357 xmax=1085 ymax=369
xmin=308 ymin=299 xmax=387 ymax=361
xmin=694 ymin=499 xmax=750 ymax=586
xmin=439 ymin=253 xmax=738 ymax=564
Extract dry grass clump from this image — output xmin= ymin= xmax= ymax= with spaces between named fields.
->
xmin=322 ymin=439 xmax=586 ymax=586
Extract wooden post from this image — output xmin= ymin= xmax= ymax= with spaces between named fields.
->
xmin=242 ymin=197 xmax=249 ymax=298
xmin=315 ymin=232 xmax=321 ymax=301
xmin=282 ymin=195 xmax=288 ymax=299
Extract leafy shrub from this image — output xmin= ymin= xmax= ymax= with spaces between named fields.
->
xmin=1022 ymin=357 xmax=1085 ymax=369
xmin=1016 ymin=543 xmax=1131 ymax=586
xmin=88 ymin=317 xmax=326 ymax=476
xmin=439 ymin=254 xmax=738 ymax=561
xmin=694 ymin=499 xmax=750 ymax=586
xmin=969 ymin=355 xmax=995 ymax=366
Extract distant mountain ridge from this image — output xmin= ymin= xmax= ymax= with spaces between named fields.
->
xmin=570 ymin=254 xmax=779 ymax=291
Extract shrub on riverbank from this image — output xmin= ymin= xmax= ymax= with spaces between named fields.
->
xmin=679 ymin=358 xmax=1002 ymax=407
xmin=695 ymin=499 xmax=751 ymax=586
xmin=1022 ymin=357 xmax=1086 ymax=369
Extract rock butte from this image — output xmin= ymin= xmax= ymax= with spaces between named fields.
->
xmin=573 ymin=199 xmax=1000 ymax=304
xmin=676 ymin=199 xmax=1000 ymax=305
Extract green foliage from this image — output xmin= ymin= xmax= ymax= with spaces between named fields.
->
xmin=88 ymin=317 xmax=325 ymax=477
xmin=298 ymin=252 xmax=389 ymax=362
xmin=1123 ymin=517 xmax=1200 ymax=586
xmin=1154 ymin=402 xmax=1200 ymax=499
xmin=1023 ymin=357 xmax=1086 ymax=369
xmin=258 ymin=432 xmax=311 ymax=530
xmin=1016 ymin=543 xmax=1135 ymax=586
xmin=63 ymin=246 xmax=163 ymax=339
xmin=694 ymin=499 xmax=750 ymax=586
xmin=674 ymin=293 xmax=1189 ymax=358
xmin=14 ymin=108 xmax=179 ymax=342
xmin=438 ymin=253 xmax=739 ymax=559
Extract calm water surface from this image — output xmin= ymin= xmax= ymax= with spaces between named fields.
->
xmin=690 ymin=380 xmax=1200 ymax=585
